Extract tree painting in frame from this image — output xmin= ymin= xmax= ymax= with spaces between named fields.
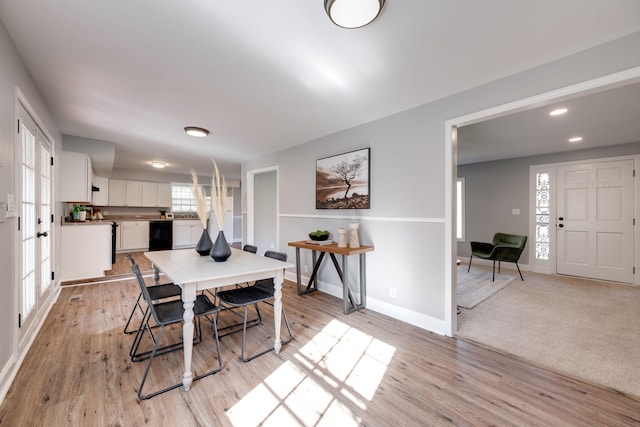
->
xmin=316 ymin=148 xmax=370 ymax=209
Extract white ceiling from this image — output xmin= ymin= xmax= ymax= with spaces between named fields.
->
xmin=1 ymin=1 xmax=639 ymax=179
xmin=457 ymin=81 xmax=640 ymax=165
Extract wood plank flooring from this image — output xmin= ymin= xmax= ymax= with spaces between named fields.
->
xmin=2 ymin=255 xmax=639 ymax=426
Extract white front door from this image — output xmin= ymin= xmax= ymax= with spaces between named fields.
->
xmin=556 ymin=160 xmax=634 ymax=283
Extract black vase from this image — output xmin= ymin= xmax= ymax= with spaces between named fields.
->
xmin=195 ymin=229 xmax=213 ymax=256
xmin=210 ymin=230 xmax=231 ymax=262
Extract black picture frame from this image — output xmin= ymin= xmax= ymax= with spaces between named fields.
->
xmin=316 ymin=148 xmax=370 ymax=209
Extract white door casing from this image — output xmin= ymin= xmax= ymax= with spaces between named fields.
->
xmin=556 ymin=159 xmax=634 ymax=283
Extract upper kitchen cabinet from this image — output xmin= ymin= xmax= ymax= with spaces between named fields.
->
xmin=92 ymin=176 xmax=109 ymax=206
xmin=108 ymin=179 xmax=126 ymax=206
xmin=142 ymin=181 xmax=171 ymax=207
xmin=108 ymin=179 xmax=143 ymax=206
xmin=125 ymin=180 xmax=143 ymax=206
xmin=60 ymin=151 xmax=93 ymax=202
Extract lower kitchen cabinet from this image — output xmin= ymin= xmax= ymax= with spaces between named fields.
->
xmin=60 ymin=224 xmax=112 ymax=282
xmin=173 ymin=220 xmax=204 ymax=249
xmin=119 ymin=221 xmax=149 ymax=251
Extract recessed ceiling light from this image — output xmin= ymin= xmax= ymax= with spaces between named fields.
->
xmin=549 ymin=108 xmax=568 ymax=116
xmin=184 ymin=126 xmax=209 ymax=137
xmin=151 ymin=161 xmax=166 ymax=168
xmin=568 ymin=137 xmax=583 ymax=143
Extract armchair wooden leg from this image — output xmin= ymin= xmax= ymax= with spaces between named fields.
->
xmin=467 ymin=255 xmax=473 ymax=273
xmin=492 ymin=260 xmax=496 ymax=282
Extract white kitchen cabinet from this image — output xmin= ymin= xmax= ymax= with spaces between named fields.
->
xmin=120 ymin=221 xmax=149 ymax=251
xmin=92 ymin=176 xmax=109 ymax=206
xmin=60 ymin=224 xmax=112 ymax=281
xmin=108 ymin=179 xmax=126 ymax=206
xmin=125 ymin=180 xmax=143 ymax=206
xmin=173 ymin=220 xmax=204 ymax=249
xmin=141 ymin=181 xmax=172 ymax=207
xmin=60 ymin=151 xmax=93 ymax=203
xmin=157 ymin=182 xmax=172 ymax=207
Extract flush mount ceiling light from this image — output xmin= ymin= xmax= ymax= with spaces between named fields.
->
xmin=184 ymin=126 xmax=210 ymax=137
xmin=568 ymin=136 xmax=583 ymax=143
xmin=151 ymin=161 xmax=166 ymax=169
xmin=549 ymin=108 xmax=568 ymax=116
xmin=325 ymin=0 xmax=385 ymax=29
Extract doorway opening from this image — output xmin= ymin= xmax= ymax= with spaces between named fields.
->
xmin=445 ymin=66 xmax=640 ymax=336
xmin=246 ymin=166 xmax=279 ymax=254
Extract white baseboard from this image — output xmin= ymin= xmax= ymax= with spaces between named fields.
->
xmin=284 ymin=271 xmax=448 ymax=336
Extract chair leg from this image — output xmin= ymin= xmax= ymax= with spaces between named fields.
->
xmin=241 ymin=304 xmax=294 ymax=363
xmin=218 ymin=304 xmax=262 ymax=338
xmin=123 ymin=291 xmax=145 ymax=334
xmin=467 ymin=255 xmax=473 ymax=272
xmin=137 ymin=325 xmax=183 ymax=400
xmin=516 ymin=262 xmax=524 ymax=281
xmin=492 ymin=260 xmax=496 ymax=282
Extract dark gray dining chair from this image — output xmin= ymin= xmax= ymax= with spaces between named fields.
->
xmin=123 ymin=253 xmax=182 ymax=335
xmin=128 ymin=262 xmax=222 ymax=400
xmin=216 ymin=250 xmax=293 ymax=362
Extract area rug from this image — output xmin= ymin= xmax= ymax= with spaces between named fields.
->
xmin=457 ymin=266 xmax=516 ymax=309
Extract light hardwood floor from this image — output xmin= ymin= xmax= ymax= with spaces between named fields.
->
xmin=2 ymin=254 xmax=639 ymax=426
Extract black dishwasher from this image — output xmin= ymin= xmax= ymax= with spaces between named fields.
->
xmin=149 ymin=220 xmax=173 ymax=251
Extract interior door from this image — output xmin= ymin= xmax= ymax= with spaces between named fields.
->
xmin=556 ymin=160 xmax=634 ymax=283
xmin=18 ymin=103 xmax=53 ymax=341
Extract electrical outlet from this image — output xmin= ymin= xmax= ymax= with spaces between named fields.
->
xmin=389 ymin=287 xmax=397 ymax=298
xmin=512 ymin=208 xmax=520 ymax=215
xmin=270 ymin=242 xmax=275 ymax=248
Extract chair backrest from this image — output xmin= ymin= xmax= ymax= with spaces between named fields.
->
xmin=254 ymin=251 xmax=288 ymax=292
xmin=263 ymin=250 xmax=287 ymax=262
xmin=492 ymin=233 xmax=527 ymax=249
xmin=243 ymin=244 xmax=258 ymax=254
xmin=125 ymin=253 xmax=137 ymax=269
xmin=129 ymin=261 xmax=162 ymax=324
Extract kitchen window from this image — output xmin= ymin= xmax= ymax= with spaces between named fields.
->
xmin=171 ymin=183 xmax=210 ymax=213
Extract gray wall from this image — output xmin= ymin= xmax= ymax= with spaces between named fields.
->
xmin=0 ymin=19 xmax=61 ymax=395
xmin=457 ymin=141 xmax=640 ymax=260
xmin=243 ymin=31 xmax=640 ymax=333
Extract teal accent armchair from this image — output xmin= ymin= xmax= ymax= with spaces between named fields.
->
xmin=468 ymin=233 xmax=527 ymax=281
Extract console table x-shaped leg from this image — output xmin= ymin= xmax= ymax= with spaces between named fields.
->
xmin=289 ymin=241 xmax=373 ymax=315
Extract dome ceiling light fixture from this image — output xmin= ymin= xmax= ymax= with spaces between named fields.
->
xmin=151 ymin=161 xmax=166 ymax=169
xmin=325 ymin=0 xmax=385 ymax=29
xmin=184 ymin=126 xmax=210 ymax=137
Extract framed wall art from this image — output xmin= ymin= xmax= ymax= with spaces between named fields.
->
xmin=316 ymin=147 xmax=370 ymax=209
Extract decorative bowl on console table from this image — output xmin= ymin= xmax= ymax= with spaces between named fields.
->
xmin=308 ymin=230 xmax=330 ymax=241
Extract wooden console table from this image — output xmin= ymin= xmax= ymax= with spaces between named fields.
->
xmin=288 ymin=240 xmax=374 ymax=314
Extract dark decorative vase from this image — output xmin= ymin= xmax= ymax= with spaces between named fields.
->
xmin=195 ymin=229 xmax=213 ymax=256
xmin=210 ymin=230 xmax=231 ymax=262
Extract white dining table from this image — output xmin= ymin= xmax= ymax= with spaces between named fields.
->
xmin=144 ymin=248 xmax=294 ymax=391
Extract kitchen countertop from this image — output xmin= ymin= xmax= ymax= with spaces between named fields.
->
xmin=62 ymin=220 xmax=113 ymax=226
xmin=63 ymin=215 xmax=201 ymax=224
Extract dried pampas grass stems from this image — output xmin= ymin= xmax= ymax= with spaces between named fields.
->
xmin=190 ymin=170 xmax=209 ymax=229
xmin=211 ymin=159 xmax=227 ymax=231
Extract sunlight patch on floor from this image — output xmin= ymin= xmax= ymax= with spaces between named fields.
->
xmin=227 ymin=319 xmax=396 ymax=426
